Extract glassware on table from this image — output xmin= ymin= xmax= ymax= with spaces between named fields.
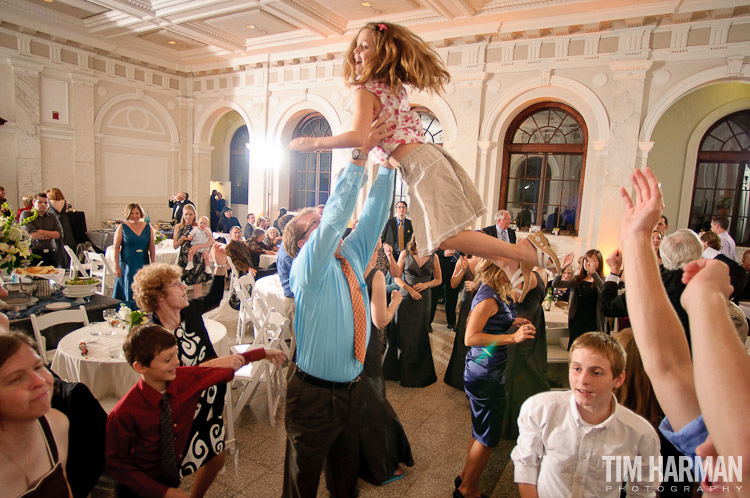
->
xmin=89 ymin=322 xmax=103 ymax=336
xmin=108 ymin=344 xmax=124 ymax=359
xmin=103 ymin=309 xmax=120 ymax=335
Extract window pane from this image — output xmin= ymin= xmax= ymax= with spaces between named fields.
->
xmin=695 ymin=163 xmax=718 ymax=189
xmin=717 ymin=163 xmax=738 ymax=189
xmin=507 ymin=178 xmax=520 ymax=204
xmin=545 ymin=180 xmax=563 ymax=206
xmin=306 ymin=172 xmax=317 ymax=189
xmin=541 ymin=205 xmax=560 ymax=229
xmin=561 ymin=182 xmax=579 ymax=208
xmin=702 ymin=136 xmax=723 ymax=151
xmin=547 ymin=154 xmax=565 ymax=180
xmin=564 ymin=156 xmax=582 ymax=180
xmin=320 ymin=153 xmax=331 ymax=172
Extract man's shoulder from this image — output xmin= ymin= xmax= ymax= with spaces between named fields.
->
xmin=521 ymin=390 xmax=570 ymax=416
xmin=481 ymin=225 xmax=496 ymax=235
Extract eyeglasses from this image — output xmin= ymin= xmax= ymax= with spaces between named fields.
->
xmin=169 ymin=280 xmax=185 ymax=289
xmin=300 ymin=219 xmax=320 ymax=240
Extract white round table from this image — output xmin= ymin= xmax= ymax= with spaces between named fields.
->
xmin=259 ymin=253 xmax=278 ymax=269
xmin=51 ymin=318 xmax=229 ymax=402
xmin=254 ymin=274 xmax=285 ymax=304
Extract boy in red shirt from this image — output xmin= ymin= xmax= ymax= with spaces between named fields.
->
xmin=106 ymin=324 xmax=285 ymax=498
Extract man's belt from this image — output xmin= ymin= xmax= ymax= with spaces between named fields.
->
xmin=295 ymin=369 xmax=360 ymax=390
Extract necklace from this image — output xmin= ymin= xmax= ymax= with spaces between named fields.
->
xmin=0 ymin=446 xmax=31 ymax=487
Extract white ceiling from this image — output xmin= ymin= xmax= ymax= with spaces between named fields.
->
xmin=1 ymin=0 xmax=746 ymax=72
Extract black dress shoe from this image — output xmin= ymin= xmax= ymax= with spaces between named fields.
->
xmin=454 ymin=475 xmax=461 ymax=488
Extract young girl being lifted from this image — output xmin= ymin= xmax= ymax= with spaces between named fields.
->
xmin=289 ymin=21 xmax=561 ymax=301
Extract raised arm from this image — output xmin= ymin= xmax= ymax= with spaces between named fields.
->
xmin=288 ymin=89 xmax=381 ymax=152
xmin=619 ymin=168 xmax=699 ymax=431
xmin=680 ymin=258 xmax=750 ymax=473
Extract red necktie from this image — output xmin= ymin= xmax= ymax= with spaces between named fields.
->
xmin=335 ymin=254 xmax=367 ymax=364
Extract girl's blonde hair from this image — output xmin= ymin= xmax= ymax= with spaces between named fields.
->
xmin=344 ymin=22 xmax=451 ymax=95
xmin=474 ymin=258 xmax=512 ymax=304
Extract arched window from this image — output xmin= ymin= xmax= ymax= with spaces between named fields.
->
xmin=689 ymin=110 xmax=750 ymax=245
xmin=230 ymin=126 xmax=249 ymax=205
xmin=290 ymin=114 xmax=332 ymax=210
xmin=500 ymin=103 xmax=587 ymax=234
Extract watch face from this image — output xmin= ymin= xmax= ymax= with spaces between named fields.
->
xmin=351 ymin=149 xmax=362 ymax=160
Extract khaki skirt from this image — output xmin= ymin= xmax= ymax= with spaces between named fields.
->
xmin=399 ymin=143 xmax=486 ymax=257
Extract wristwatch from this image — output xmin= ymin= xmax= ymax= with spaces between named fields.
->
xmin=351 ymin=148 xmax=363 ymax=161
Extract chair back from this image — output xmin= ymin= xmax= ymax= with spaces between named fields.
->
xmin=264 ymin=292 xmax=295 ymax=359
xmin=30 ymin=305 xmax=89 ymax=364
xmin=64 ymin=245 xmax=90 ymax=278
xmin=85 ymin=251 xmax=114 ymax=295
xmin=226 ymin=256 xmax=240 ymax=293
xmin=233 ymin=273 xmax=260 ymax=344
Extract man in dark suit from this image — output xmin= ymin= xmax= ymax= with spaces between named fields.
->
xmin=381 ymin=200 xmax=413 ymax=260
xmin=481 ymin=209 xmax=516 ymax=243
xmin=169 ymin=191 xmax=194 ymax=225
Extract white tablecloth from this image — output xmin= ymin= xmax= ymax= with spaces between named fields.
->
xmin=51 ymin=318 xmax=228 ymax=401
xmin=254 ymin=274 xmax=285 ymax=305
xmin=259 ymin=253 xmax=277 ymax=269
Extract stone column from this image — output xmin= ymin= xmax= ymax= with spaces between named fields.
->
xmin=70 ymin=70 xmax=98 ymax=221
xmin=8 ymin=58 xmax=44 ymax=196
xmin=593 ymin=60 xmax=652 ymax=257
xmin=192 ymin=144 xmax=214 ymax=219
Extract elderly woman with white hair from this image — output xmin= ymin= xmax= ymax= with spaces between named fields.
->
xmin=601 ymin=228 xmax=703 ymax=344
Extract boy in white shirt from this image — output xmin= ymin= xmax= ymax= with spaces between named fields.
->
xmin=511 ymin=332 xmax=660 ymax=498
xmin=185 ymin=216 xmax=213 ymax=273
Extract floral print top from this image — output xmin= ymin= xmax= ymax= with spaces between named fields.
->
xmin=358 ymin=80 xmax=424 ymax=162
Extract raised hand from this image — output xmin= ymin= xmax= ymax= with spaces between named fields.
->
xmin=680 ymin=258 xmax=734 ymax=305
xmin=561 ymin=252 xmax=575 ymax=269
xmin=619 ymin=168 xmax=664 ymax=245
xmin=383 ymin=243 xmax=393 ymax=259
xmin=606 ymin=249 xmax=623 ymax=274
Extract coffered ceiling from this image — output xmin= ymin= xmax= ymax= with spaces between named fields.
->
xmin=1 ymin=0 xmax=746 ymax=72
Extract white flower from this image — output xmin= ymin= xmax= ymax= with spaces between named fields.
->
xmin=117 ymin=305 xmax=132 ymax=322
xmin=7 ymin=227 xmax=22 ymax=242
xmin=0 ymin=242 xmax=9 ymax=253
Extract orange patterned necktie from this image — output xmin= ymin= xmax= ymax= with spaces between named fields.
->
xmin=335 ymin=254 xmax=367 ymax=364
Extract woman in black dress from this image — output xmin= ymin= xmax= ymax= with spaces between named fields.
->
xmin=552 ymin=249 xmax=606 ymax=348
xmin=132 ymin=245 xmax=234 ymax=498
xmin=173 ymin=204 xmax=212 ymax=297
xmin=359 ymin=241 xmax=414 ymax=485
xmin=383 ymin=237 xmax=442 ymax=387
xmin=443 ymin=254 xmax=479 ymax=390
xmin=500 ymin=269 xmax=549 ymax=440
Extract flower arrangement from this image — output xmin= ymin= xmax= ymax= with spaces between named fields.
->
xmin=0 ymin=203 xmax=38 ymax=273
xmin=154 ymin=229 xmax=167 ymax=245
xmin=117 ymin=304 xmax=149 ymax=331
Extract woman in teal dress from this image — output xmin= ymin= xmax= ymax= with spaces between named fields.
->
xmin=112 ymin=203 xmax=155 ymax=303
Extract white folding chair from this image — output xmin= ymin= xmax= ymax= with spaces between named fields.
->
xmin=233 ymin=273 xmax=261 ymax=344
xmin=64 ymin=245 xmax=90 ymax=279
xmin=30 ymin=305 xmax=89 ymax=365
xmin=226 ymin=256 xmax=240 ymax=294
xmin=263 ymin=292 xmax=295 ymax=360
xmin=84 ymin=251 xmax=115 ymax=295
xmin=230 ymin=339 xmax=283 ymax=427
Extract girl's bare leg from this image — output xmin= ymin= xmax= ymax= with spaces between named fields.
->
xmin=440 ymin=231 xmax=539 ymax=268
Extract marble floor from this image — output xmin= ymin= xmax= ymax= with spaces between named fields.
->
xmin=95 ymin=297 xmax=522 ymax=498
